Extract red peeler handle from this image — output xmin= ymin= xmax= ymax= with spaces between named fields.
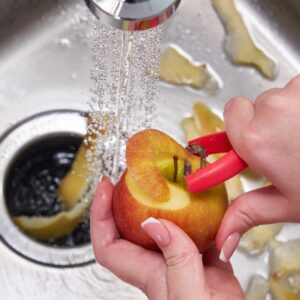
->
xmin=188 ymin=132 xmax=232 ymax=155
xmin=186 ymin=132 xmax=248 ymax=193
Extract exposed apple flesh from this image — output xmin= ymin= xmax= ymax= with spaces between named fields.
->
xmin=126 ymin=129 xmax=200 ymax=202
xmin=113 ymin=129 xmax=228 ymax=252
xmin=155 ymin=152 xmax=186 ymax=185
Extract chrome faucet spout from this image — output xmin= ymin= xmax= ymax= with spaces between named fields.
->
xmin=85 ymin=0 xmax=181 ymax=31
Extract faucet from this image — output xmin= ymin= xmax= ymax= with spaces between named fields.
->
xmin=84 ymin=0 xmax=181 ymax=31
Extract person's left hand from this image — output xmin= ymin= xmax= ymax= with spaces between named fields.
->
xmin=91 ymin=176 xmax=244 ymax=300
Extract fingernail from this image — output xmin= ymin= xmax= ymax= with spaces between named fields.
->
xmin=141 ymin=217 xmax=170 ymax=248
xmin=219 ymin=232 xmax=241 ymax=262
xmin=94 ymin=176 xmax=112 ymax=203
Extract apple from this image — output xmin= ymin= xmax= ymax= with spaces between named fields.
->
xmin=113 ymin=129 xmax=228 ymax=253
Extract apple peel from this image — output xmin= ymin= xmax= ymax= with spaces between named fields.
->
xmin=58 ymin=115 xmax=107 ymax=209
xmin=181 ymin=117 xmax=200 ymax=141
xmin=13 ymin=201 xmax=88 ymax=240
xmin=193 ymin=102 xmax=224 ymax=135
xmin=212 ymin=0 xmax=276 ymax=79
xmin=269 ymin=239 xmax=300 ymax=300
xmin=225 ymin=175 xmax=244 ymax=203
xmin=159 ymin=45 xmax=220 ymax=92
xmin=245 ymin=275 xmax=269 ymax=300
xmin=239 ymin=223 xmax=283 ymax=255
xmin=58 ymin=144 xmax=90 ymax=209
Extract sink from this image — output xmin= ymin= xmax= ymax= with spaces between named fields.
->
xmin=0 ymin=0 xmax=299 ymax=299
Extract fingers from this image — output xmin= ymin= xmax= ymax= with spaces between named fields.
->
xmin=142 ymin=218 xmax=209 ymax=300
xmin=90 ymin=176 xmax=118 ymax=250
xmin=255 ymin=88 xmax=282 ymax=108
xmin=90 ymin=178 xmax=166 ymax=295
xmin=220 ymin=75 xmax=300 ymax=263
xmin=215 ymin=185 xmax=295 ymax=262
xmin=223 ymin=96 xmax=255 ymax=158
xmin=284 ymin=74 xmax=300 ymax=95
xmin=202 ymin=246 xmax=233 ymax=273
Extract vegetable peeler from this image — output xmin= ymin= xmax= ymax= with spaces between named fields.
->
xmin=185 ymin=131 xmax=248 ymax=193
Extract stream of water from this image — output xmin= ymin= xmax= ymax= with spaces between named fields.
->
xmin=87 ymin=22 xmax=163 ymax=184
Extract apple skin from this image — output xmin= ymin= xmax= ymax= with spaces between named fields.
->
xmin=113 ymin=171 xmax=228 ymax=253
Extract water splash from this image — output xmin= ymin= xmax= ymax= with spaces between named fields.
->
xmin=87 ymin=22 xmax=163 ymax=184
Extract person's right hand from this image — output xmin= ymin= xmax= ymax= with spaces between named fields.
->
xmin=216 ymin=75 xmax=300 ymax=262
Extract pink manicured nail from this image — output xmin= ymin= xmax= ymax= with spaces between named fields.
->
xmin=94 ymin=176 xmax=112 ymax=204
xmin=219 ymin=232 xmax=241 ymax=262
xmin=141 ymin=217 xmax=170 ymax=248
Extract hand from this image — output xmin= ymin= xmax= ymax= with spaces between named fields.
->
xmin=91 ymin=177 xmax=244 ymax=300
xmin=216 ymin=75 xmax=300 ymax=262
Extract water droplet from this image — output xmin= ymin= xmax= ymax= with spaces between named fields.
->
xmin=58 ymin=38 xmax=71 ymax=49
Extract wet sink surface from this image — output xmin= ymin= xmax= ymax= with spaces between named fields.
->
xmin=0 ymin=0 xmax=299 ymax=299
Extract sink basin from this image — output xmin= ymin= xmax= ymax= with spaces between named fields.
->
xmin=0 ymin=0 xmax=299 ymax=299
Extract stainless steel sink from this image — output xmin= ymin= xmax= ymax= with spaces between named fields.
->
xmin=0 ymin=0 xmax=299 ymax=299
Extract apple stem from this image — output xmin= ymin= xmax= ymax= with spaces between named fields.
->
xmin=173 ymin=155 xmax=179 ymax=183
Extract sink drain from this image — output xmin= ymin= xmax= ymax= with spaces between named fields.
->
xmin=0 ymin=110 xmax=95 ymax=267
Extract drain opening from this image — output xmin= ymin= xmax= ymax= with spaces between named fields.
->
xmin=4 ymin=134 xmax=91 ymax=248
xmin=0 ymin=110 xmax=94 ymax=266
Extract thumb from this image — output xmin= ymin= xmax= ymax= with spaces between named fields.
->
xmin=216 ymin=185 xmax=293 ymax=262
xmin=141 ymin=218 xmax=210 ymax=300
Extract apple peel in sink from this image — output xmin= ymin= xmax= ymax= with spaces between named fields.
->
xmin=212 ymin=0 xmax=276 ymax=79
xmin=13 ymin=201 xmax=88 ymax=240
xmin=159 ymin=45 xmax=221 ymax=93
xmin=14 ymin=115 xmax=104 ymax=241
xmin=113 ymin=129 xmax=228 ymax=253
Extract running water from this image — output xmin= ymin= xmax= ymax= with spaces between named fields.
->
xmin=87 ymin=22 xmax=163 ymax=184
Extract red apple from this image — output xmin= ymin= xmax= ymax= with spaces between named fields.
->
xmin=113 ymin=129 xmax=228 ymax=253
